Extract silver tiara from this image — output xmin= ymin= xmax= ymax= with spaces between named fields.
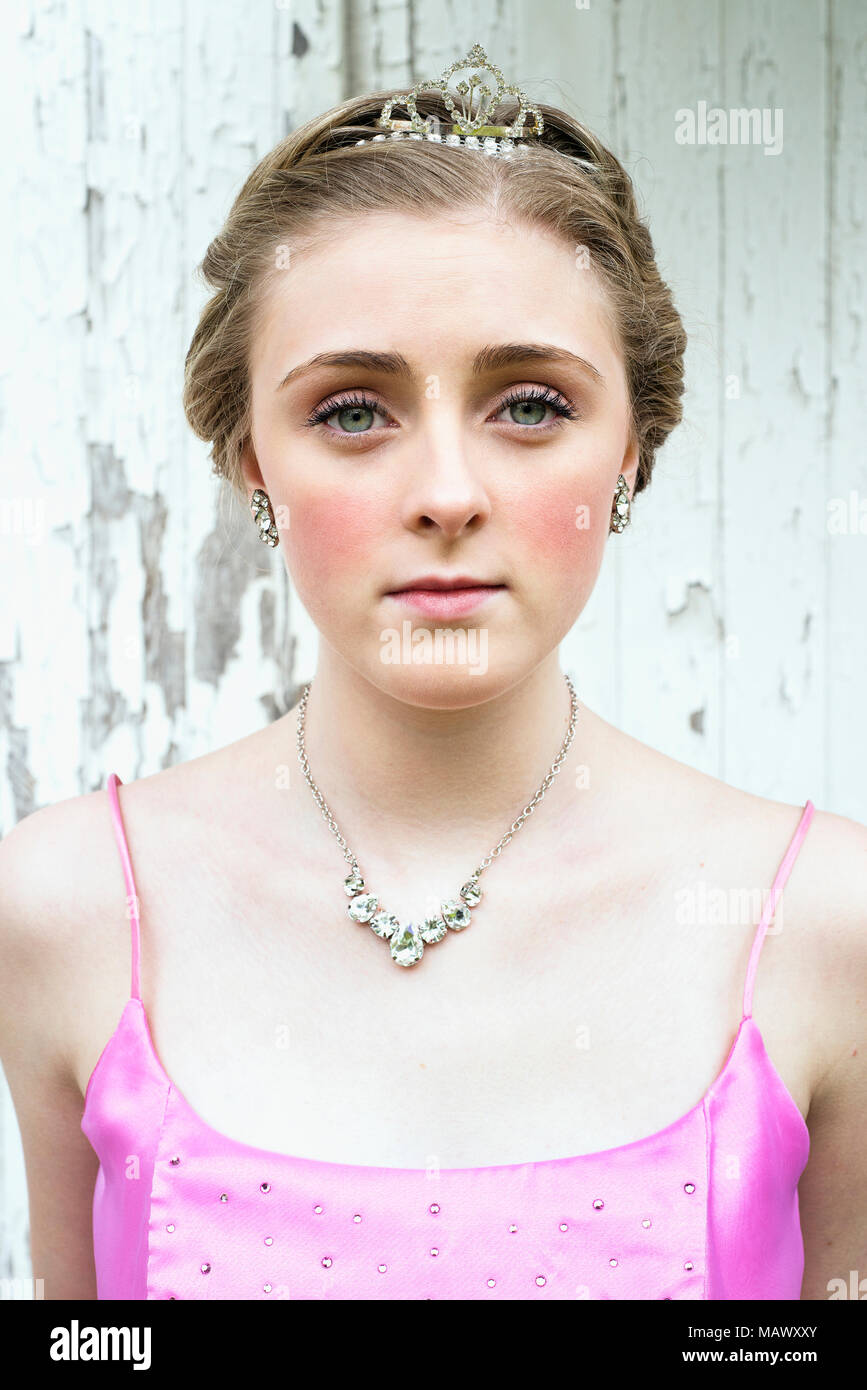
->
xmin=353 ymin=43 xmax=544 ymax=160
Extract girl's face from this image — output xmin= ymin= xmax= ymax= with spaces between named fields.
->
xmin=241 ymin=210 xmax=638 ymax=706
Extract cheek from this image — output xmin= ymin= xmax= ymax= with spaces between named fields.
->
xmin=506 ymin=477 xmax=609 ymax=567
xmin=281 ymin=489 xmax=380 ymax=579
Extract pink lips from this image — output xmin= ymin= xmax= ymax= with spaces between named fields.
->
xmin=385 ymin=585 xmax=505 ymax=617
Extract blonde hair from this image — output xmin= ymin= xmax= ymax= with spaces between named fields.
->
xmin=183 ymin=89 xmax=686 ymax=502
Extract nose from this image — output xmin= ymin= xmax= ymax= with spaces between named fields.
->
xmin=398 ymin=414 xmax=493 ymax=538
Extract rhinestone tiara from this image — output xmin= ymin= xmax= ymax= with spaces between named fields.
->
xmin=353 ymin=43 xmax=544 ymax=159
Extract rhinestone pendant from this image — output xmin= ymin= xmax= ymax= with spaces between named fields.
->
xmin=419 ymin=913 xmax=448 ymax=943
xmin=370 ymin=910 xmax=400 ymax=940
xmin=460 ymin=878 xmax=482 ymax=907
xmin=347 ymin=893 xmax=379 ymax=923
xmin=389 ymin=921 xmax=425 ymax=967
xmin=441 ymin=899 xmax=472 ymax=930
xmin=345 ymin=876 xmax=482 ymax=965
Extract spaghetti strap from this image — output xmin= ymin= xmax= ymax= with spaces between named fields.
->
xmin=105 ymin=772 xmax=142 ymax=1002
xmin=742 ymin=799 xmax=815 ymax=1019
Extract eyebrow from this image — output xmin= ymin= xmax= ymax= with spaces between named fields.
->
xmin=275 ymin=343 xmax=605 ymax=391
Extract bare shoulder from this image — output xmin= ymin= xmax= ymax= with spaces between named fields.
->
xmin=660 ymin=735 xmax=867 ymax=1007
xmin=0 ymin=790 xmax=111 ymax=976
xmin=608 ymin=713 xmax=864 ymax=923
xmin=0 ymin=725 xmax=286 ymax=1082
xmin=724 ymin=784 xmax=867 ymax=1066
xmin=0 ymin=789 xmax=127 ymax=1076
xmin=788 ymin=800 xmax=867 ymax=1091
xmin=602 ymin=713 xmax=866 ymax=1071
xmin=0 ymin=754 xmax=218 ymax=1076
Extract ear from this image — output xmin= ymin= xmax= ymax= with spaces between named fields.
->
xmin=239 ymin=438 xmax=266 ymax=498
xmin=620 ymin=430 xmax=640 ymax=495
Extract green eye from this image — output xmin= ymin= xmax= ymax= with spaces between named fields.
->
xmin=496 ymin=387 xmax=577 ymax=427
xmin=306 ymin=391 xmax=388 ymax=433
xmin=333 ymin=404 xmax=375 ymax=433
xmin=508 ymin=399 xmax=547 ymax=425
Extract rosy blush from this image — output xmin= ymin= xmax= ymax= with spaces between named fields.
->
xmin=280 ymin=489 xmax=384 ymax=574
xmin=502 ymin=480 xmax=607 ymax=567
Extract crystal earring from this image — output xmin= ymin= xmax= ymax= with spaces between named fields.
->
xmin=251 ymin=489 xmax=279 ymax=547
xmin=609 ymin=474 xmax=631 ymax=533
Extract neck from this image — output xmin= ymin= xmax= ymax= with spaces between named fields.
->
xmin=289 ymin=647 xmax=605 ymax=872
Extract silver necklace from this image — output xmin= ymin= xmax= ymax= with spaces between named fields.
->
xmin=295 ymin=672 xmax=580 ymax=968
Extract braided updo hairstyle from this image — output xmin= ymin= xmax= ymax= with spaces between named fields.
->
xmin=183 ymin=89 xmax=687 ymax=503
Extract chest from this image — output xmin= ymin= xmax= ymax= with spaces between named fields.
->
xmin=96 ymin=829 xmax=810 ymax=1168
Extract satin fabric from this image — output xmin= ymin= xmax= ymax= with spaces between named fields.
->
xmin=81 ymin=775 xmax=815 ymax=1300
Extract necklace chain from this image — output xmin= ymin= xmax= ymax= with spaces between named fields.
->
xmin=294 ymin=672 xmax=580 ymax=965
xmin=295 ymin=672 xmax=579 ymax=873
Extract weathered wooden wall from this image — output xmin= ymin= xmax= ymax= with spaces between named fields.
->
xmin=1 ymin=0 xmax=864 ymax=1293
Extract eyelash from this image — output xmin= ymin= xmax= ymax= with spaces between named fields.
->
xmin=304 ymin=385 xmax=578 ymax=435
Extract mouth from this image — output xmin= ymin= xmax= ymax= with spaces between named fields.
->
xmin=383 ymin=581 xmax=507 ymax=618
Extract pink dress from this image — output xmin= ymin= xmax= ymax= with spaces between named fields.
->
xmin=81 ymin=773 xmax=815 ymax=1300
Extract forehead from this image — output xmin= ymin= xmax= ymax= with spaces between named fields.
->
xmin=250 ymin=211 xmax=623 ymax=387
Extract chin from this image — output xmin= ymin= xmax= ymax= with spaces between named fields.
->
xmin=358 ymin=659 xmax=534 ymax=711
